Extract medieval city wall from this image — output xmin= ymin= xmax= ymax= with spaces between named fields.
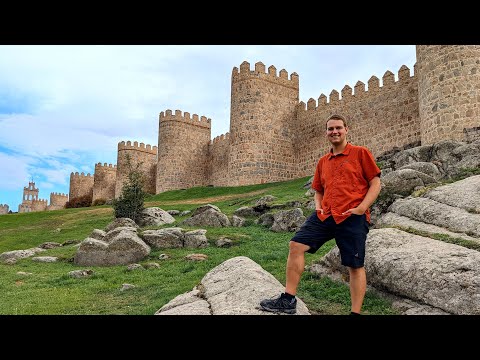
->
xmin=93 ymin=162 xmax=117 ymax=202
xmin=116 ymin=141 xmax=157 ymax=198
xmin=30 ymin=199 xmax=48 ymax=212
xmin=0 ymin=204 xmax=8 ymax=214
xmin=295 ymin=65 xmax=420 ymax=177
xmin=61 ymin=46 xmax=479 ymax=199
xmin=18 ymin=204 xmax=31 ymax=212
xmin=208 ymin=133 xmax=231 ymax=186
xmin=227 ymin=61 xmax=299 ymax=186
xmin=417 ymin=45 xmax=480 ymax=145
xmin=48 ymin=192 xmax=69 ymax=211
xmin=69 ymin=172 xmax=94 ymax=200
xmin=156 ymin=110 xmax=211 ymax=192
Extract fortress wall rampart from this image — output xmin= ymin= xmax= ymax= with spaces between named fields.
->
xmin=115 ymin=141 xmax=157 ymax=198
xmin=30 ymin=199 xmax=48 ymax=212
xmin=156 ymin=110 xmax=211 ymax=192
xmin=228 ymin=61 xmax=299 ymax=186
xmin=18 ymin=204 xmax=31 ymax=213
xmin=208 ymin=132 xmax=231 ymax=186
xmin=0 ymin=204 xmax=9 ymax=214
xmin=69 ymin=172 xmax=94 ymax=200
xmin=295 ymin=65 xmax=420 ymax=176
xmin=416 ymin=45 xmax=480 ymax=145
xmin=93 ymin=162 xmax=117 ymax=202
xmin=48 ymin=192 xmax=69 ymax=210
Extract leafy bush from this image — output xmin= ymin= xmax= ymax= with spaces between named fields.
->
xmin=92 ymin=198 xmax=107 ymax=206
xmin=65 ymin=194 xmax=93 ymax=208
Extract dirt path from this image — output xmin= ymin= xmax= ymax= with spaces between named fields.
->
xmin=146 ymin=189 xmax=268 ymax=206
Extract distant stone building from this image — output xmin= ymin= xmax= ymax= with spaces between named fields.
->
xmin=18 ymin=181 xmax=68 ymax=213
xmin=18 ymin=182 xmax=47 ymax=213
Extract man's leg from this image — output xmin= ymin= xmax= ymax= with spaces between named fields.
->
xmin=348 ymin=266 xmax=366 ymax=314
xmin=260 ymin=212 xmax=332 ymax=313
xmin=285 ymin=241 xmax=310 ymax=296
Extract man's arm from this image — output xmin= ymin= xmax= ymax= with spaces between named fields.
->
xmin=342 ymin=176 xmax=381 ymax=215
xmin=314 ymin=190 xmax=324 ymax=214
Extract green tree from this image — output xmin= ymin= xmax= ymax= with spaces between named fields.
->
xmin=112 ymin=155 xmax=147 ymax=223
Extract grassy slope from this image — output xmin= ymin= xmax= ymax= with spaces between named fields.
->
xmin=0 ymin=176 xmax=397 ymax=315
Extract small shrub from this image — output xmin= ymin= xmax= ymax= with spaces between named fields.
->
xmin=65 ymin=194 xmax=93 ymax=208
xmin=92 ymin=198 xmax=107 ymax=206
xmin=112 ymin=155 xmax=147 ymax=223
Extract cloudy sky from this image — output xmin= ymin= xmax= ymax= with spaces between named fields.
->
xmin=0 ymin=45 xmax=416 ymax=212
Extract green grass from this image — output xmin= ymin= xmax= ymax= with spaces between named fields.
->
xmin=0 ymin=176 xmax=396 ymax=315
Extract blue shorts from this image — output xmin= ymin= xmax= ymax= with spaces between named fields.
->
xmin=291 ymin=212 xmax=369 ymax=268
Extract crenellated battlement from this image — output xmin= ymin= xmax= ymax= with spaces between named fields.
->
xmin=298 ymin=64 xmax=415 ymax=113
xmin=231 ymin=61 xmax=299 ymax=90
xmin=210 ymin=132 xmax=231 ymax=145
xmin=159 ymin=109 xmax=211 ymax=130
xmin=50 ymin=192 xmax=68 ymax=197
xmin=70 ymin=172 xmax=93 ymax=178
xmin=95 ymin=162 xmax=117 ymax=170
xmin=32 ymin=199 xmax=48 ymax=204
xmin=118 ymin=140 xmax=157 ymax=154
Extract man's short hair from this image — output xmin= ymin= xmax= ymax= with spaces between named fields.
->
xmin=325 ymin=114 xmax=347 ymax=129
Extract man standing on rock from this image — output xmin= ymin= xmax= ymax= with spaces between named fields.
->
xmin=260 ymin=114 xmax=381 ymax=315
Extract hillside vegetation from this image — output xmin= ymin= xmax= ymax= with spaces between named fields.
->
xmin=0 ymin=176 xmax=397 ymax=315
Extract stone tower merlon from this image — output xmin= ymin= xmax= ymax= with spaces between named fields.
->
xmin=0 ymin=204 xmax=9 ymax=215
xmin=116 ymin=141 xmax=157 ymax=198
xmin=69 ymin=172 xmax=94 ymax=201
xmin=48 ymin=192 xmax=69 ymax=211
xmin=416 ymin=45 xmax=480 ymax=145
xmin=228 ymin=61 xmax=299 ymax=186
xmin=93 ymin=162 xmax=117 ymax=203
xmin=156 ymin=109 xmax=211 ymax=192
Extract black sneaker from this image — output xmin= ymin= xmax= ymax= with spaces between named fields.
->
xmin=260 ymin=293 xmax=297 ymax=314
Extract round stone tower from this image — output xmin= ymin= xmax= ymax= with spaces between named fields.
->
xmin=228 ymin=61 xmax=299 ymax=186
xmin=156 ymin=110 xmax=211 ymax=193
xmin=416 ymin=45 xmax=480 ymax=144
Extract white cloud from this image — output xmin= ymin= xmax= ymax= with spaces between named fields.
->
xmin=0 ymin=152 xmax=32 ymax=189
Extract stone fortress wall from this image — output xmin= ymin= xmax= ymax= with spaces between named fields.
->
xmin=10 ymin=45 xmax=477 ymax=211
xmin=294 ymin=64 xmax=420 ymax=177
xmin=93 ymin=45 xmax=480 ymax=198
xmin=115 ymin=141 xmax=157 ymax=198
xmin=92 ymin=162 xmax=117 ymax=203
xmin=416 ymin=46 xmax=480 ymax=145
xmin=48 ymin=192 xmax=69 ymax=210
xmin=69 ymin=172 xmax=94 ymax=201
xmin=156 ymin=110 xmax=211 ymax=192
xmin=0 ymin=204 xmax=9 ymax=215
xmin=157 ymin=45 xmax=480 ymax=192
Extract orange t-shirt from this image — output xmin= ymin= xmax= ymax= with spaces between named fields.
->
xmin=311 ymin=143 xmax=381 ymax=224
